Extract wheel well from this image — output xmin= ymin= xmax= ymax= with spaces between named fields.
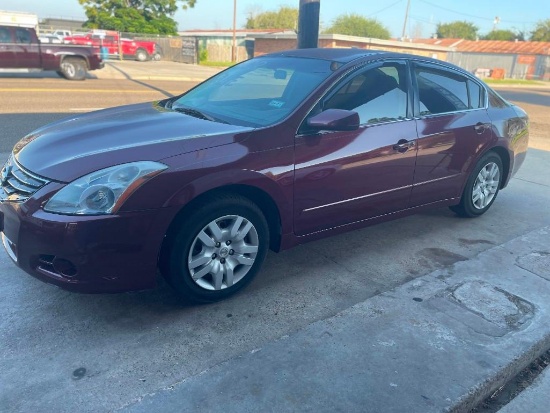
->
xmin=61 ymin=55 xmax=88 ymax=69
xmin=162 ymin=185 xmax=283 ymax=256
xmin=488 ymin=146 xmax=510 ymax=189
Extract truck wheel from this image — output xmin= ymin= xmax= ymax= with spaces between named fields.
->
xmin=60 ymin=58 xmax=87 ymax=81
xmin=135 ymin=48 xmax=148 ymax=62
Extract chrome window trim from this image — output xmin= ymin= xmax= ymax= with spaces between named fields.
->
xmin=411 ymin=59 xmax=489 ymax=115
xmin=413 ymin=106 xmax=489 ymax=120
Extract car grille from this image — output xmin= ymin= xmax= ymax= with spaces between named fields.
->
xmin=0 ymin=156 xmax=50 ymax=202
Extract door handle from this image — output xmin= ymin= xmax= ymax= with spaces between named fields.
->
xmin=474 ymin=122 xmax=490 ymax=134
xmin=393 ymin=139 xmax=415 ymax=153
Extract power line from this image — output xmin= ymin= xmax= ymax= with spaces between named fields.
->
xmin=409 ymin=15 xmax=437 ymax=26
xmin=418 ymin=0 xmax=536 ymax=24
xmin=368 ymin=0 xmax=404 ymax=17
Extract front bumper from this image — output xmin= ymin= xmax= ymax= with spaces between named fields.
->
xmin=0 ymin=196 xmax=177 ymax=293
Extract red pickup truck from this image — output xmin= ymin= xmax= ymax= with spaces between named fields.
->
xmin=0 ymin=25 xmax=104 ymax=80
xmin=64 ymin=30 xmax=160 ymax=61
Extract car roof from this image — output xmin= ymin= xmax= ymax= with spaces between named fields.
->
xmin=263 ymin=48 xmax=390 ymax=63
xmin=261 ymin=48 xmax=474 ymax=78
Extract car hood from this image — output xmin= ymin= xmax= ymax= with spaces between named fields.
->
xmin=14 ymin=102 xmax=253 ymax=182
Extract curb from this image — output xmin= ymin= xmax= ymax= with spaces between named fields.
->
xmin=451 ymin=334 xmax=550 ymax=412
xmin=119 ymin=227 xmax=550 ymax=413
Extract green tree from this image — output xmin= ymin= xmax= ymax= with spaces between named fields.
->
xmin=436 ymin=21 xmax=478 ymax=40
xmin=324 ymin=14 xmax=390 ymax=39
xmin=482 ymin=29 xmax=518 ymax=41
xmin=78 ymin=0 xmax=196 ymax=34
xmin=245 ymin=6 xmax=299 ymax=30
xmin=530 ymin=19 xmax=550 ymax=41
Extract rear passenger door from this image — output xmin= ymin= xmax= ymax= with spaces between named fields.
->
xmin=14 ymin=27 xmax=40 ymax=68
xmin=410 ymin=62 xmax=493 ymax=207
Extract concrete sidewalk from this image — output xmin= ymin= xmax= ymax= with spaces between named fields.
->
xmin=119 ymin=227 xmax=550 ymax=413
xmin=93 ymin=60 xmax=222 ymax=82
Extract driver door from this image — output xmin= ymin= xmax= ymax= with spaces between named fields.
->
xmin=293 ymin=61 xmax=418 ymax=236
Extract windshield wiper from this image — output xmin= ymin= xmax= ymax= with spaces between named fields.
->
xmin=172 ymin=107 xmax=228 ymax=124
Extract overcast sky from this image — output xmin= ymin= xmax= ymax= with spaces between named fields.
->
xmin=0 ymin=0 xmax=544 ymax=38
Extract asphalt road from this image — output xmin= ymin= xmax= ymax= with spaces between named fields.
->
xmin=1 ymin=76 xmax=549 ymax=413
xmin=493 ymin=86 xmax=550 ymax=151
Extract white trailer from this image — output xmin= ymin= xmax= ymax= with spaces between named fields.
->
xmin=0 ymin=10 xmax=39 ymax=33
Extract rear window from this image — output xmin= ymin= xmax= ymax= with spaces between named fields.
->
xmin=415 ymin=66 xmax=469 ymax=115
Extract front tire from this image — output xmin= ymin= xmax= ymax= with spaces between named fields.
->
xmin=163 ymin=194 xmax=269 ymax=303
xmin=450 ymin=152 xmax=503 ymax=217
xmin=59 ymin=57 xmax=87 ymax=81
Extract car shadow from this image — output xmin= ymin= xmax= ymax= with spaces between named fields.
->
xmin=105 ymin=62 xmax=175 ymax=98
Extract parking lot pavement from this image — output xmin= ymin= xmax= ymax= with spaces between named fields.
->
xmin=120 ymin=226 xmax=550 ymax=413
xmin=1 ymin=84 xmax=549 ymax=412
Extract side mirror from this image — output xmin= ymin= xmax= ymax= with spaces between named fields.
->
xmin=307 ymin=109 xmax=360 ymax=132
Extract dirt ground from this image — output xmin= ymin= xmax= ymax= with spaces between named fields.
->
xmin=472 ymin=350 xmax=550 ymax=413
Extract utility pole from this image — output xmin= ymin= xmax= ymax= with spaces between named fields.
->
xmin=401 ymin=0 xmax=411 ymax=40
xmin=232 ymin=0 xmax=237 ymax=62
xmin=297 ymin=0 xmax=320 ymax=49
xmin=493 ymin=16 xmax=500 ymax=32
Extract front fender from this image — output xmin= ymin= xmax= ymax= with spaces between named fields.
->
xmin=165 ymin=167 xmax=294 ymax=236
xmin=121 ymin=145 xmax=295 ymax=236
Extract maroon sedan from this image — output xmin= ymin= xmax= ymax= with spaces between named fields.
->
xmin=0 ymin=49 xmax=528 ymax=302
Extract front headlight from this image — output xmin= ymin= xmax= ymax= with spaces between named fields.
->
xmin=44 ymin=161 xmax=167 ymax=215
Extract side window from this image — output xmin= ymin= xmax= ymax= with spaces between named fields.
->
xmin=15 ymin=28 xmax=31 ymax=44
xmin=323 ymin=62 xmax=408 ymax=125
xmin=415 ymin=66 xmax=469 ymax=115
xmin=468 ymin=80 xmax=484 ymax=109
xmin=0 ymin=28 xmax=11 ymax=43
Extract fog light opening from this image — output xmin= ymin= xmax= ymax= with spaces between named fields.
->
xmin=52 ymin=258 xmax=78 ymax=278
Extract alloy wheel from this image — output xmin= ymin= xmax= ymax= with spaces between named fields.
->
xmin=187 ymin=215 xmax=259 ymax=290
xmin=472 ymin=162 xmax=500 ymax=210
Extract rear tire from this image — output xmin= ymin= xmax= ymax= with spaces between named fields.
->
xmin=162 ymin=194 xmax=269 ymax=303
xmin=59 ymin=58 xmax=87 ymax=81
xmin=450 ymin=151 xmax=503 ymax=218
xmin=135 ymin=48 xmax=148 ymax=62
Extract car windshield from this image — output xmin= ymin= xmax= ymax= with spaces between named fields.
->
xmin=172 ymin=56 xmax=336 ymax=127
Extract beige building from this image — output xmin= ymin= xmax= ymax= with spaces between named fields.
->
xmin=252 ymin=33 xmax=452 ymax=60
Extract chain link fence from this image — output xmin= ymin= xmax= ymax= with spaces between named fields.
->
xmin=120 ymin=32 xmax=198 ymax=63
